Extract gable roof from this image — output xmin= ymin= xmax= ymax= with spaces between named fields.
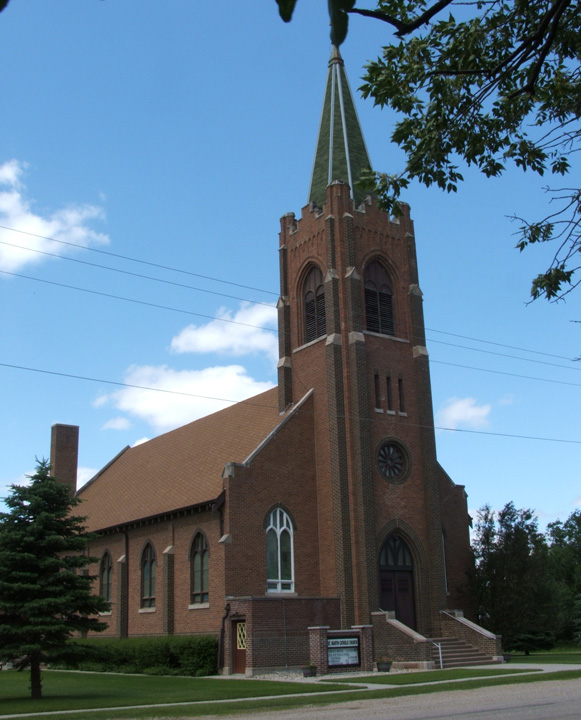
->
xmin=308 ymin=46 xmax=372 ymax=207
xmin=77 ymin=387 xmax=283 ymax=532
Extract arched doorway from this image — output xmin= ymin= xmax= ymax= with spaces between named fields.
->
xmin=378 ymin=534 xmax=416 ymax=629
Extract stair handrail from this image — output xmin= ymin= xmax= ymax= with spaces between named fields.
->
xmin=431 ymin=641 xmax=443 ymax=669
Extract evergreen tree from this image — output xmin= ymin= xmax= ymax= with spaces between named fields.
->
xmin=0 ymin=460 xmax=109 ymax=699
xmin=473 ymin=503 xmax=557 ymax=652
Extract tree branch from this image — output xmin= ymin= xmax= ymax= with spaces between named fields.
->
xmin=349 ymin=0 xmax=455 ymax=37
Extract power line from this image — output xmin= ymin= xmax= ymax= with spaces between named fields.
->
xmin=1 ymin=271 xmax=278 ymax=332
xmin=5 ymin=268 xmax=577 ymax=377
xmin=0 ymin=224 xmax=278 ymax=296
xmin=431 ymin=359 xmax=581 ymax=387
xmin=1 ymin=222 xmax=576 ymax=365
xmin=425 ymin=326 xmax=574 ymax=362
xmin=3 ymin=269 xmax=578 ymax=386
xmin=1 ymin=360 xmax=579 ymax=445
xmin=0 ymin=239 xmax=274 ymax=307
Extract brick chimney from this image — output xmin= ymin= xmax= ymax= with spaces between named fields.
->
xmin=50 ymin=424 xmax=79 ymax=494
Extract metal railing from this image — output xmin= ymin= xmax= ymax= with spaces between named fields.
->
xmin=432 ymin=641 xmax=443 ymax=669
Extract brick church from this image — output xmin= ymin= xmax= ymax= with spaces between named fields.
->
xmin=51 ymin=49 xmax=499 ymax=674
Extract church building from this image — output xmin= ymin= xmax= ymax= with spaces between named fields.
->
xmin=51 ymin=49 xmax=500 ymax=675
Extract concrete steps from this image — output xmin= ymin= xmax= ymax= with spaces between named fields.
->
xmin=430 ymin=637 xmax=502 ymax=669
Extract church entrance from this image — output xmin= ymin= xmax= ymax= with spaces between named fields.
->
xmin=378 ymin=534 xmax=416 ymax=629
xmin=233 ymin=620 xmax=247 ymax=673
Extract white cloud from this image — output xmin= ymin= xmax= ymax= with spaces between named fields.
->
xmin=132 ymin=437 xmax=150 ymax=447
xmin=436 ymin=396 xmax=491 ymax=430
xmin=77 ymin=466 xmax=98 ymax=490
xmin=0 ymin=159 xmax=109 ymax=273
xmin=97 ymin=363 xmax=275 ymax=432
xmin=102 ymin=417 xmax=132 ymax=431
xmin=171 ymin=302 xmax=278 ymax=362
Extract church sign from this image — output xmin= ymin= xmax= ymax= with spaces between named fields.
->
xmin=327 ymin=636 xmax=360 ymax=667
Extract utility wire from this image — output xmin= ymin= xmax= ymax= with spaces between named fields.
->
xmin=4 ymin=270 xmax=577 ymax=376
xmin=1 ymin=223 xmax=576 ymax=364
xmin=0 ymin=224 xmax=278 ymax=296
xmin=1 ymin=271 xmax=278 ymax=332
xmin=431 ymin=359 xmax=581 ymax=387
xmin=0 ymin=240 xmax=274 ymax=308
xmin=1 ymin=360 xmax=579 ymax=445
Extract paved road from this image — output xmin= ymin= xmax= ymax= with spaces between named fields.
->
xmin=197 ymin=677 xmax=581 ymax=720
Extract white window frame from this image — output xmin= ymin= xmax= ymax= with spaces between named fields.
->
xmin=266 ymin=508 xmax=295 ymax=593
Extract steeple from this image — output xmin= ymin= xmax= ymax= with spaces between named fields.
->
xmin=308 ymin=47 xmax=372 ymax=207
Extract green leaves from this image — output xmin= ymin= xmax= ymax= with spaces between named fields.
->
xmin=275 ymin=0 xmax=298 ymax=22
xmin=275 ymin=0 xmax=355 ymax=45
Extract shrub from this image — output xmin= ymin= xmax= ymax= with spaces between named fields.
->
xmin=49 ymin=635 xmax=218 ymax=676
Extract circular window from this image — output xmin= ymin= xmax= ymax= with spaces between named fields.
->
xmin=377 ymin=440 xmax=410 ymax=484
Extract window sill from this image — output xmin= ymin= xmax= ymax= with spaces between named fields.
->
xmin=266 ymin=591 xmax=297 ymax=597
xmin=99 ymin=611 xmax=112 ymax=617
xmin=399 ymin=412 xmax=408 ymax=417
xmin=363 ymin=331 xmax=409 ymax=344
xmin=188 ymin=602 xmax=210 ymax=610
xmin=374 ymin=408 xmax=384 ymax=414
xmin=139 ymin=607 xmax=156 ymax=614
xmin=293 ymin=335 xmax=326 ymax=353
xmin=387 ymin=410 xmax=396 ymax=415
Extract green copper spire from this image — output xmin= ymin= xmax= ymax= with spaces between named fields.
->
xmin=308 ymin=47 xmax=372 ymax=207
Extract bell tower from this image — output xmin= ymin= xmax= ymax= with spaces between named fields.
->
xmin=277 ymin=49 xmax=472 ymax=634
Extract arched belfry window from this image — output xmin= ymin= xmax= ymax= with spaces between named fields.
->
xmin=303 ymin=266 xmax=326 ymax=343
xmin=141 ymin=542 xmax=156 ymax=609
xmin=364 ymin=261 xmax=394 ymax=335
xmin=190 ymin=532 xmax=209 ymax=604
xmin=266 ymin=508 xmax=294 ymax=593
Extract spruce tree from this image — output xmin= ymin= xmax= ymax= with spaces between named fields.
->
xmin=0 ymin=459 xmax=109 ymax=699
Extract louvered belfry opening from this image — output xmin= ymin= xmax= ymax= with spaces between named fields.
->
xmin=304 ymin=266 xmax=326 ymax=343
xmin=364 ymin=260 xmax=394 ymax=336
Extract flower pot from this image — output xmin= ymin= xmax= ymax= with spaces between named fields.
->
xmin=377 ymin=661 xmax=392 ymax=672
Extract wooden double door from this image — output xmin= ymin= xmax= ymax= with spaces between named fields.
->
xmin=378 ymin=535 xmax=416 ymax=630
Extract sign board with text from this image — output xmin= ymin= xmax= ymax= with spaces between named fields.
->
xmin=327 ymin=636 xmax=360 ymax=667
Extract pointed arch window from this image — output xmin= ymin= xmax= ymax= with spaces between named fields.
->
xmin=100 ymin=551 xmax=113 ymax=602
xmin=379 ymin=534 xmax=413 ymax=570
xmin=303 ymin=266 xmax=326 ymax=343
xmin=190 ymin=532 xmax=209 ymax=604
xmin=141 ymin=543 xmax=156 ymax=608
xmin=364 ymin=261 xmax=394 ymax=335
xmin=266 ymin=508 xmax=294 ymax=592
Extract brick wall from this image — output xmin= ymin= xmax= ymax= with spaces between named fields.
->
xmin=371 ymin=611 xmax=433 ymax=665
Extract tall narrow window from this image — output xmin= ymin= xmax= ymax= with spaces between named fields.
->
xmin=190 ymin=532 xmax=209 ymax=604
xmin=266 ymin=508 xmax=294 ymax=592
xmin=364 ymin=261 xmax=394 ymax=335
xmin=303 ymin=266 xmax=326 ymax=343
xmin=100 ymin=551 xmax=113 ymax=602
xmin=374 ymin=372 xmax=381 ymax=410
xmin=141 ymin=543 xmax=156 ymax=608
xmin=386 ymin=374 xmax=393 ymax=411
xmin=398 ymin=376 xmax=406 ymax=413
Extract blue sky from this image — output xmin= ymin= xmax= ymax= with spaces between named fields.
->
xmin=1 ymin=1 xmax=579 ymax=530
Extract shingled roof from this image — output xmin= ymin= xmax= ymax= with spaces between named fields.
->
xmin=77 ymin=387 xmax=284 ymax=532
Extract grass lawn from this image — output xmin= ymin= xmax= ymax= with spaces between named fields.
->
xmin=1 ymin=667 xmax=581 ymax=720
xmin=509 ymin=646 xmax=581 ymax=664
xmin=0 ymin=670 xmax=352 ymax=716
xmin=324 ymin=667 xmax=541 ymax=685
